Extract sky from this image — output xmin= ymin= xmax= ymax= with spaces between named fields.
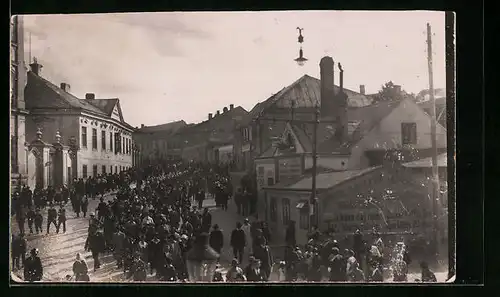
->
xmin=22 ymin=11 xmax=446 ymax=127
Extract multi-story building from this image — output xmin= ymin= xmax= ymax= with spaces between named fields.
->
xmin=10 ymin=15 xmax=29 ymax=190
xmin=133 ymin=120 xmax=187 ymax=164
xmin=24 ymin=59 xmax=137 ymax=187
xmin=230 ymin=57 xmax=373 ymax=189
xmin=169 ymin=104 xmax=248 ymax=164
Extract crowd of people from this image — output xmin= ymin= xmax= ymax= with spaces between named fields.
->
xmin=12 ymin=160 xmax=439 ymax=283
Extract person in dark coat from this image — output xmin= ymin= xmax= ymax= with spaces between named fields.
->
xmin=209 ymin=224 xmax=224 ymax=261
xmin=46 ymin=204 xmax=58 ymax=234
xmin=26 ymin=206 xmax=35 ymax=234
xmin=230 ymin=222 xmax=246 ymax=264
xmin=85 ymin=230 xmax=105 ymax=271
xmin=195 ymin=189 xmax=205 ymax=210
xmin=12 ymin=233 xmax=27 ymax=270
xmin=72 ymin=253 xmax=90 ymax=281
xmin=72 ymin=191 xmax=81 ymax=217
xmin=112 ymin=227 xmax=126 ymax=268
xmin=244 ymin=256 xmax=266 ymax=282
xmin=252 ymin=236 xmax=273 ymax=280
xmin=57 ymin=205 xmax=67 ymax=233
xmin=81 ymin=195 xmax=89 ymax=218
xmin=16 ymin=202 xmax=26 ymax=235
xmin=328 ymin=247 xmax=346 ymax=281
xmin=97 ymin=197 xmax=108 ymax=221
xmin=201 ymin=208 xmax=212 ymax=233
xmin=24 ymin=248 xmax=43 ymax=282
xmin=34 ymin=208 xmax=43 ymax=234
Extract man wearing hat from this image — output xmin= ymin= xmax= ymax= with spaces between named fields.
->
xmin=209 ymin=224 xmax=224 ymax=262
xmin=46 ymin=203 xmax=58 ymax=234
xmin=244 ymin=256 xmax=265 ymax=281
xmin=24 ymin=248 xmax=43 ymax=282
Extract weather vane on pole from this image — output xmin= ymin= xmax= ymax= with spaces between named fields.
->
xmin=294 ymin=27 xmax=308 ymax=66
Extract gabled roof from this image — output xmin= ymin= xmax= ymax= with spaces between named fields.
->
xmin=137 ymin=120 xmax=187 ymax=134
xmin=25 ymin=71 xmax=136 ymax=130
xmin=288 ymin=100 xmax=402 ymax=154
xmin=25 ymin=71 xmax=107 ymax=115
xmin=87 ymin=98 xmax=119 ymax=116
xmin=240 ymin=74 xmax=373 ymax=126
xmin=417 ymin=97 xmax=447 ymax=127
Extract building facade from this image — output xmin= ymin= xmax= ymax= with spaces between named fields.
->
xmin=10 ymin=15 xmax=29 ymax=190
xmin=168 ymin=104 xmax=248 ymax=164
xmin=133 ymin=120 xmax=187 ymax=164
xmin=24 ymin=60 xmax=136 ymax=188
xmin=230 ymin=60 xmax=373 ymax=188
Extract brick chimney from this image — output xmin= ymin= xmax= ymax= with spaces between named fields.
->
xmin=223 ymin=107 xmax=228 ymax=113
xmin=359 ymin=85 xmax=365 ymax=95
xmin=29 ymin=57 xmax=43 ymax=76
xmin=334 ymin=62 xmax=348 ymax=144
xmin=216 ymin=110 xmax=220 ymax=116
xmin=85 ymin=93 xmax=95 ymax=100
xmin=319 ymin=56 xmax=335 ymax=117
xmin=208 ymin=113 xmax=213 ymax=120
xmin=230 ymin=104 xmax=234 ymax=110
xmin=60 ymin=83 xmax=71 ymax=92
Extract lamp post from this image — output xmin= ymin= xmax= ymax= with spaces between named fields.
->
xmin=294 ymin=27 xmax=308 ymax=66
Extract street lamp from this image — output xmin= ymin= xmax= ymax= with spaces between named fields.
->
xmin=294 ymin=27 xmax=308 ymax=66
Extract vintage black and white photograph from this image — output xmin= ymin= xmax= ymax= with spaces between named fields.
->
xmin=10 ymin=11 xmax=453 ymax=283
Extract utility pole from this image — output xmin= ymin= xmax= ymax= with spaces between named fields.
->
xmin=427 ymin=23 xmax=441 ymax=259
xmin=310 ymin=106 xmax=320 ymax=231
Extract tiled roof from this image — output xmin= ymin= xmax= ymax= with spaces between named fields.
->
xmin=291 ymin=100 xmax=402 ymax=153
xmin=87 ymin=98 xmax=119 ymax=116
xmin=25 ymin=71 xmax=107 ymax=115
xmin=267 ymin=166 xmax=380 ymax=191
xmin=402 ymin=153 xmax=448 ymax=168
xmin=138 ymin=120 xmax=187 ymax=134
xmin=240 ymin=74 xmax=372 ymax=126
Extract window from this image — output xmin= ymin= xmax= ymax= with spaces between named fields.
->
xmin=101 ymin=131 xmax=106 ymax=150
xmin=115 ymin=166 xmax=117 ymax=173
xmin=109 ymin=132 xmax=113 ymax=151
xmin=282 ymin=198 xmax=291 ymax=225
xmin=81 ymin=127 xmax=87 ymax=148
xmin=92 ymin=128 xmax=98 ymax=150
xmin=401 ymin=122 xmax=417 ymax=145
xmin=93 ymin=165 xmax=98 ymax=177
xmin=270 ymin=197 xmax=278 ymax=222
xmin=299 ymin=211 xmax=309 ymax=230
xmin=122 ymin=136 xmax=125 ymax=153
xmin=110 ymin=166 xmax=113 ymax=174
xmin=102 ymin=165 xmax=106 ymax=174
xmin=267 ymin=177 xmax=274 ymax=186
xmin=82 ymin=165 xmax=88 ymax=178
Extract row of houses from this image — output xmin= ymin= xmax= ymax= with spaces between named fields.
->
xmin=133 ymin=55 xmax=450 ymax=245
xmin=10 ymin=17 xmax=137 ymax=191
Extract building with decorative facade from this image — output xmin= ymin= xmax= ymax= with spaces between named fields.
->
xmin=24 ymin=59 xmax=137 ymax=188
